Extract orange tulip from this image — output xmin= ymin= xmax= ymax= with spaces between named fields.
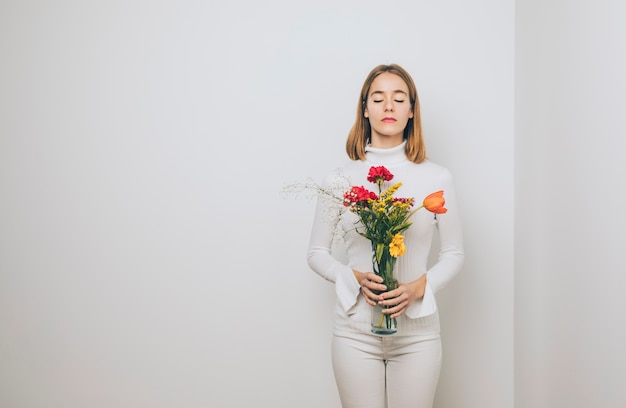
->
xmin=423 ymin=190 xmax=447 ymax=214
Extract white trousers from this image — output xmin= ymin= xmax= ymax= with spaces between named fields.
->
xmin=331 ymin=331 xmax=442 ymax=408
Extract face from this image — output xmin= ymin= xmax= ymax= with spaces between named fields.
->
xmin=364 ymin=72 xmax=413 ymax=145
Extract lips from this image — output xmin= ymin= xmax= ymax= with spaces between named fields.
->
xmin=382 ymin=117 xmax=396 ymax=123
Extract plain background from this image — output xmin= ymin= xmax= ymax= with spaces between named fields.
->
xmin=515 ymin=0 xmax=626 ymax=407
xmin=0 ymin=1 xmax=624 ymax=407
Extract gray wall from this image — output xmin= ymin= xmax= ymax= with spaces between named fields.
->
xmin=515 ymin=1 xmax=626 ymax=407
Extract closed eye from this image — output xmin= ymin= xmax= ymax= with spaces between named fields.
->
xmin=372 ymin=99 xmax=405 ymax=103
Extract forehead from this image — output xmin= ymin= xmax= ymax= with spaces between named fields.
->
xmin=369 ymin=72 xmax=409 ymax=94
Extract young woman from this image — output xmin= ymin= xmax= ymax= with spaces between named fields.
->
xmin=307 ymin=64 xmax=464 ymax=408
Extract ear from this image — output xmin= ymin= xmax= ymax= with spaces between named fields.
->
xmin=364 ymin=108 xmax=369 ymax=118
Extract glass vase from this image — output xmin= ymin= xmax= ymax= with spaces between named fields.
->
xmin=370 ymin=243 xmax=399 ymax=335
xmin=371 ymin=279 xmax=398 ymax=335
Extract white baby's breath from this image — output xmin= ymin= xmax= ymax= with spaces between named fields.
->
xmin=282 ymin=169 xmax=353 ymax=235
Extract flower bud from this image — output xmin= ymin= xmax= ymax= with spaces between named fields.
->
xmin=423 ymin=190 xmax=447 ymax=214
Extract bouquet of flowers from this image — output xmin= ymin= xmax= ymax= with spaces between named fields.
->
xmin=342 ymin=166 xmax=447 ymax=333
xmin=284 ymin=165 xmax=447 ymax=334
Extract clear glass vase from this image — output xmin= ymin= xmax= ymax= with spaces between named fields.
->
xmin=370 ymin=279 xmax=398 ymax=335
xmin=370 ymin=243 xmax=399 ymax=335
xmin=371 ymin=304 xmax=397 ymax=335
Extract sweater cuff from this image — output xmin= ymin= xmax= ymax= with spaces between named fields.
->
xmin=335 ymin=267 xmax=361 ymax=315
xmin=405 ymin=282 xmax=437 ymax=319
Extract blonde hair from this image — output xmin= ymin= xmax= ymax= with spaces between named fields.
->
xmin=346 ymin=64 xmax=426 ymax=163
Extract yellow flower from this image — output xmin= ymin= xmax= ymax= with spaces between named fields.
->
xmin=389 ymin=234 xmax=406 ymax=257
xmin=386 ymin=182 xmax=402 ymax=195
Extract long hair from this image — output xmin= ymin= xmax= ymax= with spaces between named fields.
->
xmin=345 ymin=64 xmax=426 ymax=163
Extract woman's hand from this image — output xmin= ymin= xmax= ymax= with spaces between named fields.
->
xmin=353 ymin=270 xmax=387 ymax=306
xmin=378 ymin=274 xmax=428 ymax=319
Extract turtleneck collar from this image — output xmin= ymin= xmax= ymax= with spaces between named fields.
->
xmin=364 ymin=141 xmax=410 ymax=168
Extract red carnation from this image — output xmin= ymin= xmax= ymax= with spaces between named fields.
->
xmin=343 ymin=186 xmax=377 ymax=207
xmin=367 ymin=166 xmax=394 ymax=184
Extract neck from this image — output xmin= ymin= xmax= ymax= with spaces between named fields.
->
xmin=369 ymin=134 xmax=404 ymax=149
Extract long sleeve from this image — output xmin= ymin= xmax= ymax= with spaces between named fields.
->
xmin=306 ymin=173 xmax=362 ymax=314
xmin=405 ymin=168 xmax=464 ymax=318
xmin=425 ymin=169 xmax=464 ymax=292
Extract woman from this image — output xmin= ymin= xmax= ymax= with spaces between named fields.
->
xmin=307 ymin=64 xmax=464 ymax=408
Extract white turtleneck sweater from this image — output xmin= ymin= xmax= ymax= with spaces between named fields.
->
xmin=307 ymin=142 xmax=464 ymax=335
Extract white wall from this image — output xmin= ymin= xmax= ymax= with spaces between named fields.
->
xmin=515 ymin=1 xmax=626 ymax=407
xmin=0 ymin=1 xmax=514 ymax=407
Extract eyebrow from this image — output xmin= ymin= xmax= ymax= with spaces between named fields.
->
xmin=370 ymin=90 xmax=408 ymax=97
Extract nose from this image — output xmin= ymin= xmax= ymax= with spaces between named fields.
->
xmin=384 ymin=101 xmax=394 ymax=111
